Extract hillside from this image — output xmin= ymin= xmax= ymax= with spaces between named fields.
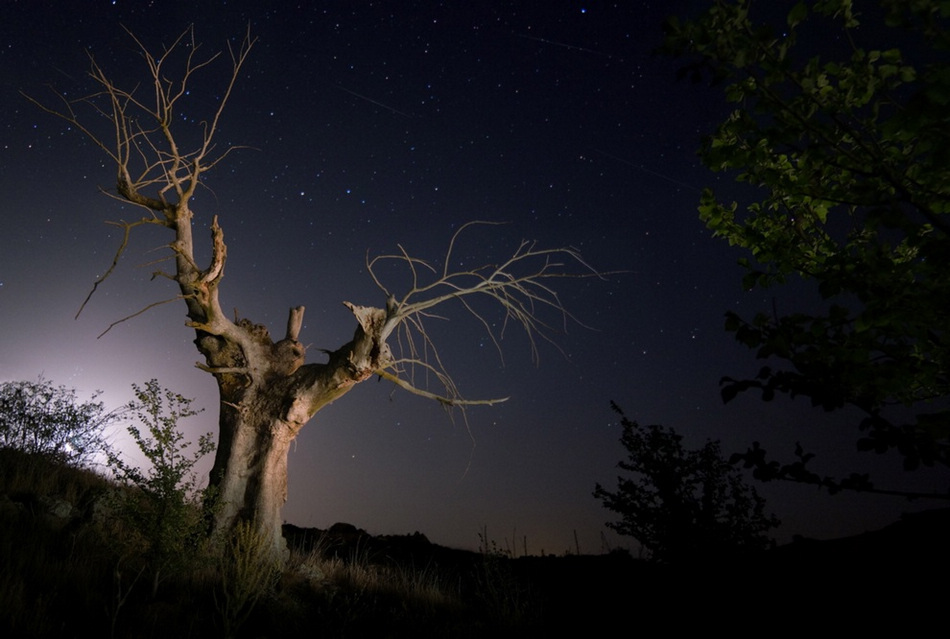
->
xmin=2 ymin=447 xmax=947 ymax=637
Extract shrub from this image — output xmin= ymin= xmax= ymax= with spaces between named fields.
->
xmin=106 ymin=380 xmax=215 ymax=596
xmin=594 ymin=402 xmax=778 ymax=563
xmin=0 ymin=377 xmax=118 ymax=467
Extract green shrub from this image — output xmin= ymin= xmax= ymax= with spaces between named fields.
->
xmin=0 ymin=377 xmax=119 ymax=467
xmin=106 ymin=380 xmax=215 ymax=596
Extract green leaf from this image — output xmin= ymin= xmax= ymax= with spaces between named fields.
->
xmin=788 ymin=2 xmax=809 ymax=27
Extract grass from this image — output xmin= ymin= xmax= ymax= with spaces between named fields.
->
xmin=3 ymin=445 xmax=945 ymax=635
xmin=0 ymin=447 xmax=550 ymax=638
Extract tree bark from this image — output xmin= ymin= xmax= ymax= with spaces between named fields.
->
xmin=197 ymin=301 xmax=392 ymax=559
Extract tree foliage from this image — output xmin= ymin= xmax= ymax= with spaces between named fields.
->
xmin=0 ymin=377 xmax=117 ymax=467
xmin=663 ymin=0 xmax=950 ymax=484
xmin=594 ymin=403 xmax=777 ymax=563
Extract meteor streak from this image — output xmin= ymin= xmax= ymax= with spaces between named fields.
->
xmin=335 ymin=85 xmax=413 ymax=119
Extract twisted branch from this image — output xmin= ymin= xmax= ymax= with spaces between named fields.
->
xmin=366 ymin=221 xmax=608 ymax=407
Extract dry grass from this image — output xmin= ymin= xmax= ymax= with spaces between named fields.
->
xmin=0 ymin=446 xmax=540 ymax=638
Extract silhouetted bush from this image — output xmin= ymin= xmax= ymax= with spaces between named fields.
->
xmin=0 ymin=377 xmax=119 ymax=467
xmin=595 ymin=402 xmax=778 ymax=563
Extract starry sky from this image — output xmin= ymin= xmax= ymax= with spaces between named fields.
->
xmin=1 ymin=0 xmax=946 ymax=555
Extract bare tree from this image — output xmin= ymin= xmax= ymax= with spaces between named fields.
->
xmin=26 ymin=26 xmax=600 ymax=559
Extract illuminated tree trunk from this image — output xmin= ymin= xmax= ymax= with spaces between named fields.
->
xmin=194 ymin=297 xmax=393 ymax=559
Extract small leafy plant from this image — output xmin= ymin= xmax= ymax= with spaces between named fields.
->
xmin=106 ymin=379 xmax=215 ymax=596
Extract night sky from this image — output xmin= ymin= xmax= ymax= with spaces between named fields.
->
xmin=1 ymin=0 xmax=946 ymax=555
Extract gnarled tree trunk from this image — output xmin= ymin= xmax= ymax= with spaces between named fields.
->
xmin=195 ymin=295 xmax=394 ymax=558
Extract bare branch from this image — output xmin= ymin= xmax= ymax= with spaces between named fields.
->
xmin=26 ymin=25 xmax=255 ymax=321
xmin=366 ymin=221 xmax=609 ymax=407
xmin=371 ymin=221 xmax=603 ymax=361
xmin=376 ymin=368 xmax=508 ymax=407
xmin=286 ymin=306 xmax=305 ymax=341
xmin=75 ymin=217 xmax=163 ymax=319
xmin=442 ymin=220 xmax=507 ymax=278
xmin=96 ymin=295 xmax=192 ymax=339
xmin=199 ymin=215 xmax=227 ymax=285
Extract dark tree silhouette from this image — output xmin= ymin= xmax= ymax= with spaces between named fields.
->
xmin=594 ymin=403 xmax=778 ymax=563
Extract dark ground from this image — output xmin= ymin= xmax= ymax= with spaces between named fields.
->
xmin=285 ymin=507 xmax=950 ymax=633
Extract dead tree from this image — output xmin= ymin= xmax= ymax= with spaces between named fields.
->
xmin=26 ymin=26 xmax=600 ymax=560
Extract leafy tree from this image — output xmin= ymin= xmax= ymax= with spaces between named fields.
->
xmin=594 ymin=403 xmax=777 ymax=563
xmin=0 ymin=377 xmax=118 ymax=467
xmin=663 ymin=0 xmax=950 ymax=490
xmin=25 ymin=26 xmax=601 ymax=560
xmin=107 ymin=380 xmax=215 ymax=596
